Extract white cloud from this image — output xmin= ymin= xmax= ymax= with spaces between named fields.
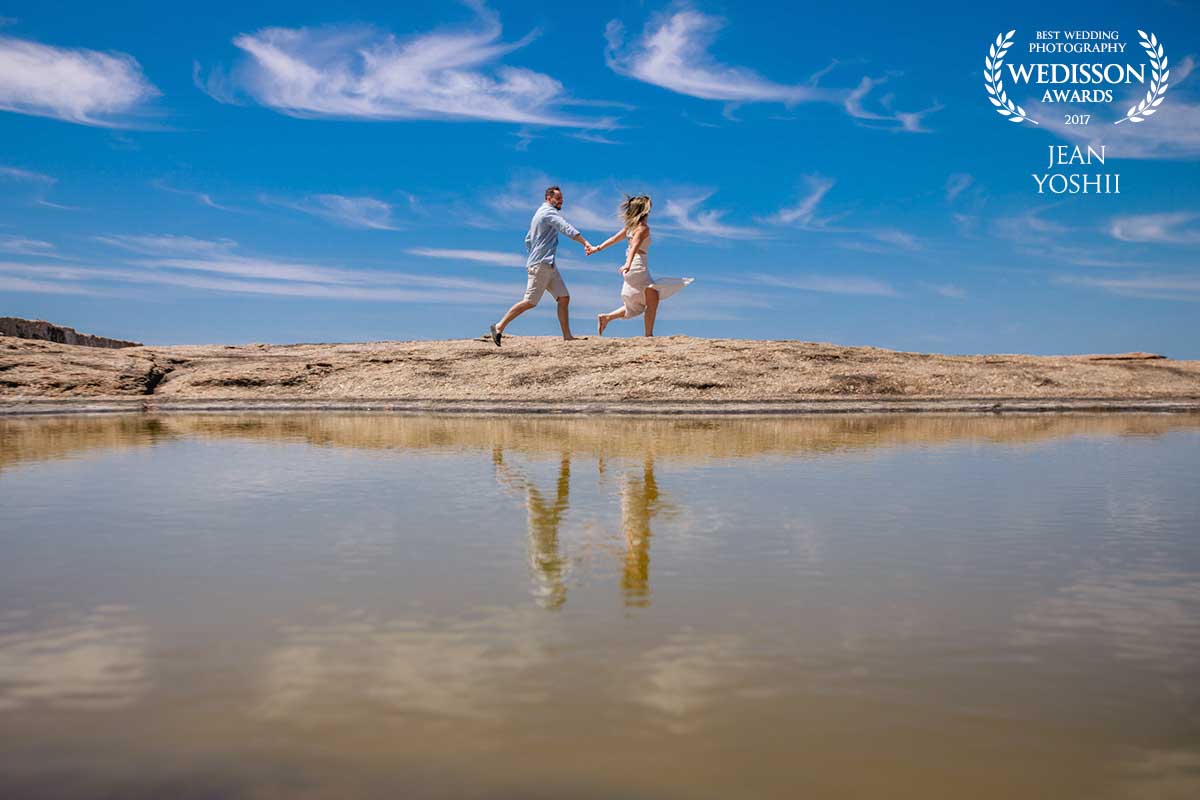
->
xmin=605 ymin=9 xmax=937 ymax=131
xmin=0 ymin=34 xmax=158 ymax=126
xmin=3 ymin=242 xmax=518 ymax=303
xmin=605 ymin=12 xmax=828 ymax=104
xmin=1 ymin=260 xmax=512 ymax=303
xmin=0 ymin=163 xmax=73 ymax=208
xmin=94 ymin=234 xmax=238 ymax=257
xmin=1108 ymin=212 xmax=1200 ymax=244
xmin=406 ymin=246 xmax=613 ymax=275
xmin=152 ymin=180 xmax=237 ymax=212
xmin=925 ymin=283 xmax=967 ymax=299
xmin=486 ymin=174 xmax=616 ymax=232
xmin=406 ymin=247 xmax=524 ymax=267
xmin=868 ymin=228 xmax=920 ymax=249
xmin=763 ymin=177 xmax=919 ymax=249
xmin=992 ymin=205 xmax=1072 ymax=244
xmin=843 ymin=75 xmax=941 ymax=132
xmin=1036 ymin=56 xmax=1200 ymax=160
xmin=0 ymin=164 xmax=54 ymax=184
xmin=749 ymin=272 xmax=896 ymax=296
xmin=0 ymin=234 xmax=56 ymax=256
xmin=266 ymin=193 xmax=400 ymax=230
xmin=660 ymin=193 xmax=764 ymax=240
xmin=199 ymin=5 xmax=611 ymax=129
xmin=765 ymin=176 xmax=835 ymax=226
xmin=1058 ymin=274 xmax=1200 ymax=301
xmin=945 ymin=173 xmax=973 ymax=203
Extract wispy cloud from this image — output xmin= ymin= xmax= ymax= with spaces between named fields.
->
xmin=0 ymin=270 xmax=109 ymax=296
xmin=486 ymin=174 xmax=616 ymax=231
xmin=198 ymin=4 xmax=612 ymax=129
xmin=1058 ymin=274 xmax=1200 ymax=301
xmin=605 ymin=8 xmax=936 ymax=131
xmin=264 ymin=194 xmax=401 ymax=230
xmin=406 ymin=247 xmax=524 ymax=267
xmin=0 ymin=163 xmax=73 ymax=208
xmin=992 ymin=204 xmax=1072 ymax=244
xmin=406 ymin=246 xmax=614 ymax=274
xmin=93 ymin=234 xmax=511 ymax=294
xmin=945 ymin=173 xmax=973 ymax=203
xmin=749 ymin=272 xmax=896 ymax=296
xmin=1 ymin=259 xmax=513 ymax=303
xmin=764 ymin=176 xmax=836 ymax=226
xmin=152 ymin=180 xmax=238 ymax=212
xmin=660 ymin=193 xmax=764 ymax=240
xmin=0 ymin=34 xmax=158 ymax=126
xmin=566 ymin=131 xmax=623 ymax=145
xmin=0 ymin=234 xmax=57 ymax=257
xmin=94 ymin=234 xmax=238 ymax=257
xmin=843 ymin=75 xmax=941 ymax=132
xmin=1037 ymin=56 xmax=1200 ymax=160
xmin=1108 ymin=212 xmax=1200 ymax=244
xmin=763 ymin=177 xmax=919 ymax=249
xmin=924 ymin=282 xmax=967 ymax=299
xmin=605 ymin=11 xmax=830 ymax=104
xmin=2 ymin=235 xmax=521 ymax=303
xmin=0 ymin=164 xmax=53 ymax=184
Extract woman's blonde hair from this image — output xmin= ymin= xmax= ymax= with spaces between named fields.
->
xmin=620 ymin=194 xmax=652 ymax=232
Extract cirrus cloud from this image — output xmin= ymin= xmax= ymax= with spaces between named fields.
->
xmin=197 ymin=4 xmax=613 ymax=129
xmin=0 ymin=34 xmax=158 ymax=126
xmin=605 ymin=7 xmax=938 ymax=131
xmin=1108 ymin=212 xmax=1200 ymax=245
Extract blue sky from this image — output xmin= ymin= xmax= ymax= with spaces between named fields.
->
xmin=2 ymin=0 xmax=1198 ymax=356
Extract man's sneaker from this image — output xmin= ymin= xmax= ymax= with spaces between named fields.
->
xmin=489 ymin=324 xmax=502 ymax=347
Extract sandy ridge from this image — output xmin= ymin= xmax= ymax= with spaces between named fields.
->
xmin=2 ymin=335 xmax=1199 ymax=413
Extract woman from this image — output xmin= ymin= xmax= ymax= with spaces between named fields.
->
xmin=587 ymin=195 xmax=692 ymax=337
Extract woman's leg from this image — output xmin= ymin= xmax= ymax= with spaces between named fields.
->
xmin=598 ymin=306 xmax=626 ymax=336
xmin=643 ymin=288 xmax=659 ymax=337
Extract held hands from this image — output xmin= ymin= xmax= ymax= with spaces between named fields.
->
xmin=584 ymin=242 xmax=597 ymax=256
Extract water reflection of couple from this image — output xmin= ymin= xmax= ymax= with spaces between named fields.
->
xmin=493 ymin=450 xmax=665 ymax=609
xmin=488 ymin=187 xmax=692 ymax=345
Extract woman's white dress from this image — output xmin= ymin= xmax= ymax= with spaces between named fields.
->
xmin=621 ymin=232 xmax=693 ymax=318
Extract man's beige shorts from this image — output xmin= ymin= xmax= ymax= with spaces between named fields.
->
xmin=523 ymin=261 xmax=569 ymax=305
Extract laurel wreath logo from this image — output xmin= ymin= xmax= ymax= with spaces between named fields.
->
xmin=1114 ymin=30 xmax=1169 ymax=124
xmin=985 ymin=30 xmax=1038 ymax=125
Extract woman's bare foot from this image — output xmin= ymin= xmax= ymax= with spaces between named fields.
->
xmin=598 ymin=314 xmax=610 ymax=336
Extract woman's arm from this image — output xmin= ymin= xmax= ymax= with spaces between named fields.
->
xmin=620 ymin=226 xmax=648 ymax=273
xmin=590 ymin=229 xmax=626 ymax=254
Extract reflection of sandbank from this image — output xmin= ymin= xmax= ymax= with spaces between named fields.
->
xmin=5 ymin=412 xmax=1198 ymax=472
xmin=0 ymin=606 xmax=148 ymax=710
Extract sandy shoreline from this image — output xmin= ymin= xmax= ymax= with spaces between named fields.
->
xmin=3 ymin=335 xmax=1199 ymax=415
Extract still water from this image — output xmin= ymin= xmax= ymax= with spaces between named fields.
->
xmin=1 ymin=413 xmax=1199 ymax=799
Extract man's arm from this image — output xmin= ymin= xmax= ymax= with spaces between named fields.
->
xmin=547 ymin=209 xmax=591 ymax=249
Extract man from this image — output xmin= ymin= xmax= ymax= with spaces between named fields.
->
xmin=489 ymin=186 xmax=591 ymax=345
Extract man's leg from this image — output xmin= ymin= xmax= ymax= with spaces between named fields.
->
xmin=494 ymin=263 xmax=550 ymax=343
xmin=556 ymin=296 xmax=578 ymax=341
xmin=496 ymin=300 xmax=535 ymax=335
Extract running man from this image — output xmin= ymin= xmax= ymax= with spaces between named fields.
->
xmin=489 ymin=186 xmax=592 ymax=345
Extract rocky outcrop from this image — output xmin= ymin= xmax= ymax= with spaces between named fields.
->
xmin=0 ymin=317 xmax=140 ymax=349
